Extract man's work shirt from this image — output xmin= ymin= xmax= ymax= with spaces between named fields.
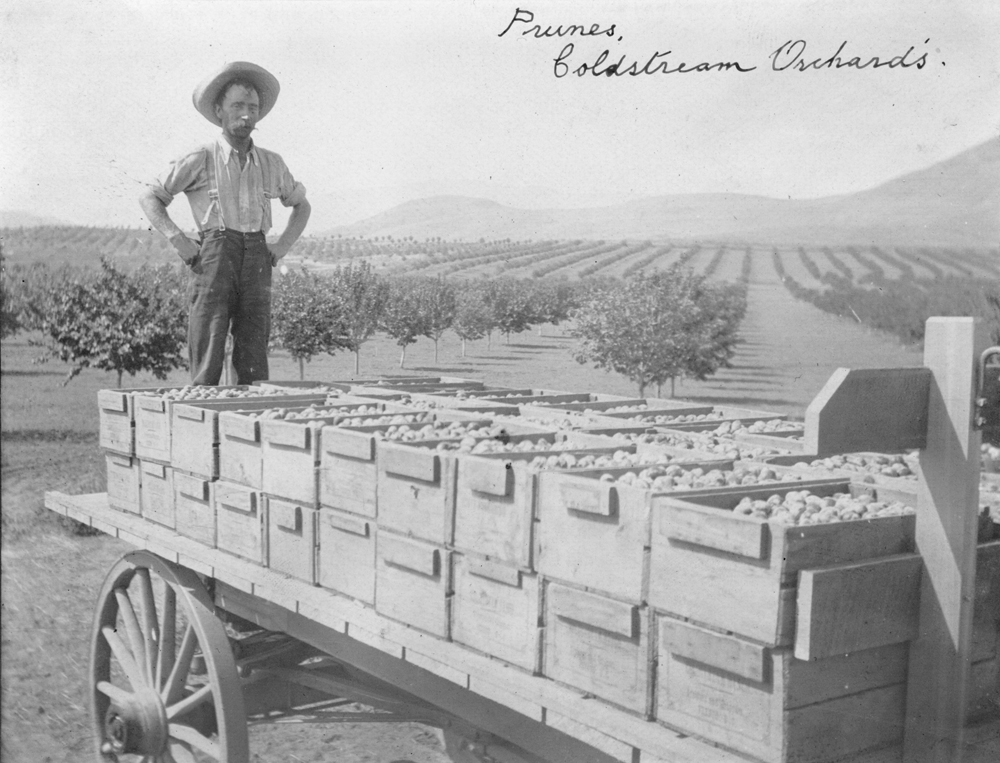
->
xmin=148 ymin=135 xmax=306 ymax=234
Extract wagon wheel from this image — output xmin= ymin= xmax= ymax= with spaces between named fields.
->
xmin=89 ymin=550 xmax=249 ymax=763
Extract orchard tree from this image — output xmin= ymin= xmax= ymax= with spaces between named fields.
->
xmin=36 ymin=258 xmax=188 ymax=387
xmin=452 ymin=280 xmax=496 ymax=357
xmin=528 ymin=279 xmax=577 ymax=336
xmin=381 ymin=276 xmax=430 ymax=368
xmin=571 ymin=265 xmax=744 ymax=396
xmin=326 ymin=260 xmax=389 ymax=374
xmin=418 ymin=276 xmax=457 ymax=364
xmin=488 ymin=278 xmax=536 ymax=345
xmin=270 ymin=268 xmax=348 ymax=379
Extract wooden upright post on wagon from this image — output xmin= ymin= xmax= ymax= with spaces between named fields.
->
xmin=804 ymin=316 xmax=989 ymax=762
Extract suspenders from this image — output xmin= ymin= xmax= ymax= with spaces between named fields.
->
xmin=200 ymin=140 xmax=273 ymax=233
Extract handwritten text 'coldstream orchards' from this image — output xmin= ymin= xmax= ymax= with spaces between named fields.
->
xmin=497 ymin=8 xmax=936 ymax=78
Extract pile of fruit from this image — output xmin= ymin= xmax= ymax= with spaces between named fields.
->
xmin=382 ymin=421 xmax=516 ymax=446
xmin=713 ymin=419 xmax=803 ymax=437
xmin=620 ymin=411 xmax=724 ymax=425
xmin=139 ymin=385 xmax=342 ymax=401
xmin=787 ymin=452 xmax=918 ymax=481
xmin=732 ymin=490 xmax=915 ymax=525
xmin=242 ymin=404 xmax=389 ymax=421
xmin=592 ymin=463 xmax=805 ymax=491
xmin=607 ymin=430 xmax=792 ymax=460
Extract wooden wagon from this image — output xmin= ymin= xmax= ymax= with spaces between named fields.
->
xmin=45 ymin=318 xmax=1000 ymax=763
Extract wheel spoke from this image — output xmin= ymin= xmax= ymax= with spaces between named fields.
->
xmin=162 ymin=624 xmax=197 ymax=704
xmin=167 ymin=742 xmax=198 ymax=763
xmin=156 ymin=585 xmax=177 ymax=691
xmin=114 ymin=588 xmax=149 ymax=683
xmin=136 ymin=568 xmax=159 ymax=683
xmin=102 ymin=625 xmax=147 ymax=691
xmin=166 ymin=683 xmax=213 ymax=721
xmin=95 ymin=680 xmax=134 ymax=707
xmin=169 ymin=723 xmax=220 ymax=760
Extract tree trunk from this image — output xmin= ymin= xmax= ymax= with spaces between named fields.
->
xmin=461 ymin=338 xmax=467 ymax=358
xmin=670 ymin=375 xmax=676 ymax=398
xmin=117 ymin=369 xmax=123 ymax=389
xmin=433 ymin=337 xmax=439 ymax=364
xmin=298 ymin=357 xmax=305 ymax=381
xmin=656 ymin=382 xmax=663 ymax=398
xmin=487 ymin=331 xmax=492 ymax=350
xmin=354 ymin=349 xmax=360 ymax=374
xmin=399 ymin=345 xmax=406 ymax=368
xmin=638 ymin=380 xmax=646 ymax=397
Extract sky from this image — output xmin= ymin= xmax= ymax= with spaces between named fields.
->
xmin=1 ymin=0 xmax=998 ymax=231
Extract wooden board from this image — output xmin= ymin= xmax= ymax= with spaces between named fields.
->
xmin=266 ymin=497 xmax=317 ymax=584
xmin=544 ymin=581 xmax=652 ymax=715
xmin=173 ymin=470 xmax=215 ymax=547
xmin=803 ymin=367 xmax=931 ymax=456
xmin=98 ymin=389 xmax=134 ymax=455
xmin=795 ymin=553 xmax=922 ymax=660
xmin=215 ymin=481 xmax=266 ymax=564
xmin=316 ymin=507 xmax=376 ymax=605
xmin=139 ymin=460 xmax=174 ymax=528
xmin=375 ymin=530 xmax=451 ymax=638
xmin=377 ymin=443 xmax=457 ymax=544
xmin=105 ymin=453 xmax=140 ymax=513
xmin=451 ymin=554 xmax=541 ymax=672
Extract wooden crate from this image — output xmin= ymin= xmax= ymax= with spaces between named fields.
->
xmin=543 ymin=581 xmax=652 ymax=715
xmin=317 ymin=414 xmax=443 ymax=517
xmin=173 ymin=470 xmax=215 ymax=547
xmin=139 ymin=460 xmax=174 ymax=528
xmin=172 ymin=395 xmax=329 ymax=479
xmin=375 ymin=442 xmax=461 ymax=544
xmin=134 ymin=394 xmax=176 ymax=463
xmin=375 ymin=530 xmax=451 ymax=638
xmin=451 ymin=441 xmax=562 ymax=568
xmin=534 ymin=460 xmax=739 ymax=603
xmin=648 ymin=481 xmax=920 ymax=645
xmin=316 ymin=507 xmax=376 ymax=605
xmin=260 ymin=419 xmax=325 ymax=506
xmin=451 ymin=554 xmax=541 ymax=672
xmin=221 ymin=402 xmax=399 ymax=491
xmin=377 ymin=425 xmax=553 ymax=545
xmin=98 ymin=389 xmax=135 ymax=455
xmin=215 ymin=480 xmax=266 ymax=564
xmin=106 ymin=454 xmax=140 ymax=513
xmin=655 ymin=615 xmax=909 ymax=763
xmin=266 ymin=496 xmax=317 ymax=584
xmin=218 ymin=410 xmax=265 ymax=488
xmin=319 ymin=425 xmax=383 ymax=518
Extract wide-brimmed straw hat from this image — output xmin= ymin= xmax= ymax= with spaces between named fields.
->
xmin=192 ymin=61 xmax=280 ymax=125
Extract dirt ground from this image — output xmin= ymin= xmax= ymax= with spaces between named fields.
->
xmin=2 ymin=254 xmax=991 ymax=762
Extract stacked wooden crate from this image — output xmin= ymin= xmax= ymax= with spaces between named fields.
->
xmin=96 ymin=379 xmax=999 ymax=763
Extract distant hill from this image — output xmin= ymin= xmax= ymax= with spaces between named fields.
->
xmin=322 ymin=139 xmax=1000 ymax=247
xmin=0 ymin=210 xmax=74 ymax=228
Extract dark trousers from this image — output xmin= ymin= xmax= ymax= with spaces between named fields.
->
xmin=188 ymin=229 xmax=272 ymax=385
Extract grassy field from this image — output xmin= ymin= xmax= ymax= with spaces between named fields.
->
xmin=0 ymin=252 xmax=984 ymax=762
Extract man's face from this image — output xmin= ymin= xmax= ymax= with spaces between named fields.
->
xmin=215 ymin=84 xmax=260 ymax=142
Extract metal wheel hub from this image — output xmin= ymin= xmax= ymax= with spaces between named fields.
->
xmin=102 ymin=688 xmax=169 ymax=756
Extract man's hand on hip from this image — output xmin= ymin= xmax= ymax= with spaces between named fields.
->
xmin=269 ymin=243 xmax=289 ymax=267
xmin=170 ymin=233 xmax=201 ymax=265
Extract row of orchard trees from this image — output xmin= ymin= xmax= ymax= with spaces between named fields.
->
xmin=271 ymin=262 xmax=578 ymax=376
xmin=2 ymin=255 xmax=746 ymax=394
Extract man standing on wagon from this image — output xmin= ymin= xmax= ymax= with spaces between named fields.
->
xmin=139 ymin=61 xmax=310 ymax=385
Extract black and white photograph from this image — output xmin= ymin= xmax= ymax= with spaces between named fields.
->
xmin=1 ymin=1 xmax=998 ymax=762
